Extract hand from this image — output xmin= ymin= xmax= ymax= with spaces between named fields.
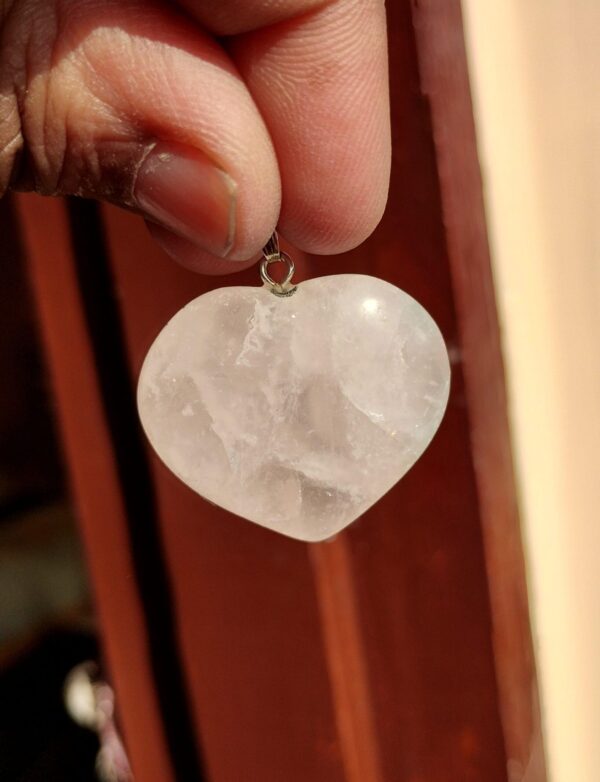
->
xmin=0 ymin=0 xmax=390 ymax=273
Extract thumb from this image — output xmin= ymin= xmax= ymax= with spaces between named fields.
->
xmin=0 ymin=0 xmax=280 ymax=261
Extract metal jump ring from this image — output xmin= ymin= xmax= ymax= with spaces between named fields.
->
xmin=260 ymin=232 xmax=297 ymax=297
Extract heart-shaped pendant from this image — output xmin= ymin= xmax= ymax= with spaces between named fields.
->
xmin=138 ymin=270 xmax=450 ymax=541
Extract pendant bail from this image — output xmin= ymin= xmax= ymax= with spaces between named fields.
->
xmin=260 ymin=231 xmax=297 ymax=297
xmin=262 ymin=232 xmax=280 ymax=262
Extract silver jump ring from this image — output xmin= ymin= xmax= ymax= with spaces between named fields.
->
xmin=260 ymin=251 xmax=297 ymax=296
xmin=260 ymin=232 xmax=297 ymax=297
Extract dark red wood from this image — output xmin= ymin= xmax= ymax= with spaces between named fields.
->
xmin=411 ymin=2 xmax=546 ymax=776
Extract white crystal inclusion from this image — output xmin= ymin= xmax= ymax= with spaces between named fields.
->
xmin=137 ymin=274 xmax=450 ymax=541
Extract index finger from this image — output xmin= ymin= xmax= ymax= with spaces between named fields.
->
xmin=184 ymin=0 xmax=391 ymax=255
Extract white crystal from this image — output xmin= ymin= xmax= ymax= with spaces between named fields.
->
xmin=137 ymin=274 xmax=450 ymax=541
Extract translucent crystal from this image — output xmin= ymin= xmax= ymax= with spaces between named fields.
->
xmin=137 ymin=275 xmax=450 ymax=541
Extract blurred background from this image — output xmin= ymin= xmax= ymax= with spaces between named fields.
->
xmin=0 ymin=198 xmax=99 ymax=780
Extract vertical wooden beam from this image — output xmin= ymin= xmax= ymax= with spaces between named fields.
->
xmin=310 ymin=538 xmax=384 ymax=782
xmin=410 ymin=2 xmax=547 ymax=778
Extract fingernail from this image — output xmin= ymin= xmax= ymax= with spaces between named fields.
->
xmin=135 ymin=142 xmax=236 ymax=257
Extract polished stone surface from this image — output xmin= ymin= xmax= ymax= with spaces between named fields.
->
xmin=137 ymin=275 xmax=450 ymax=541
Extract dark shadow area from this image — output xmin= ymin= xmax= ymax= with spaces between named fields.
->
xmin=0 ymin=198 xmax=98 ymax=780
xmin=0 ymin=630 xmax=99 ymax=782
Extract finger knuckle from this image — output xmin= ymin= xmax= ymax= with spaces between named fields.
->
xmin=0 ymin=98 xmax=24 ymax=195
xmin=0 ymin=0 xmax=67 ymax=194
xmin=1 ymin=0 xmax=142 ymax=202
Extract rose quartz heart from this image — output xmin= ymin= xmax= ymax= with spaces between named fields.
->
xmin=137 ymin=275 xmax=450 ymax=541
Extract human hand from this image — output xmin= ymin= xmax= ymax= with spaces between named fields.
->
xmin=0 ymin=0 xmax=390 ymax=273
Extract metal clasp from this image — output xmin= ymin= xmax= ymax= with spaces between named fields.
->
xmin=260 ymin=231 xmax=297 ymax=297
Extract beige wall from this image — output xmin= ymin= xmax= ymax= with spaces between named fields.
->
xmin=461 ymin=2 xmax=600 ymax=781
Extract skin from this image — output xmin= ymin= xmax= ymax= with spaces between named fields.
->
xmin=0 ymin=0 xmax=391 ymax=274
